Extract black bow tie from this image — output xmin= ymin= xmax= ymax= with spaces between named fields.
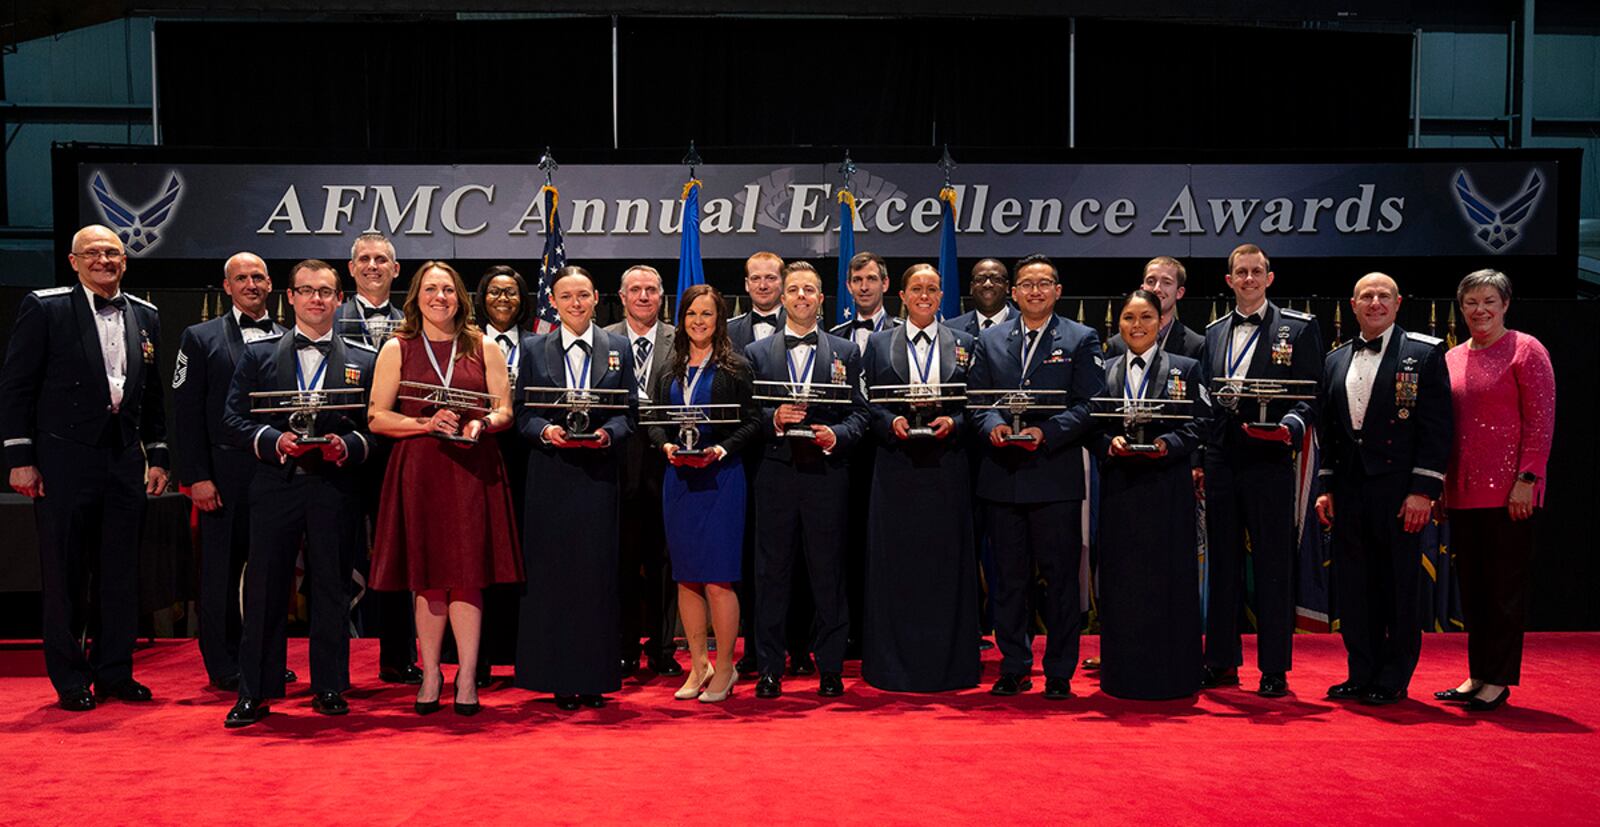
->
xmin=239 ymin=315 xmax=273 ymax=333
xmin=1233 ymin=312 xmax=1262 ymax=327
xmin=752 ymin=312 xmax=780 ymax=328
xmin=785 ymin=332 xmax=818 ymax=349
xmin=293 ymin=333 xmax=332 ymax=354
xmin=1131 ymin=355 xmax=1146 ymax=369
xmin=852 ymin=318 xmax=877 ymax=331
xmin=496 ymin=333 xmax=513 ymax=350
xmin=94 ymin=294 xmax=127 ymax=313
xmin=1355 ymin=336 xmax=1384 ymax=353
xmin=912 ymin=331 xmax=932 ymax=347
xmin=568 ymin=339 xmax=591 ymax=354
xmin=363 ymin=304 xmax=392 ymax=318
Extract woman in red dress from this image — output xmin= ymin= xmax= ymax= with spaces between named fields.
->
xmin=369 ymin=261 xmax=524 ymax=715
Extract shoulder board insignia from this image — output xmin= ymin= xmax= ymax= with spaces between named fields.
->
xmin=1280 ymin=308 xmax=1314 ymax=321
xmin=32 ymin=286 xmax=74 ymax=297
xmin=253 ymin=333 xmax=284 ymax=344
xmin=1405 ymin=331 xmax=1444 ymax=347
xmin=1206 ymin=316 xmax=1229 ymax=328
xmin=341 ymin=337 xmax=378 ymax=353
xmin=127 ymin=294 xmax=158 ymax=310
xmin=728 ymin=312 xmax=749 ymax=322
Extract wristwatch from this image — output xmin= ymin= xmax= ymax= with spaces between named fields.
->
xmin=1517 ymin=471 xmax=1539 ymax=484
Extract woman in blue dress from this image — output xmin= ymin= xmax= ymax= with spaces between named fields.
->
xmin=646 ymin=284 xmax=760 ymax=703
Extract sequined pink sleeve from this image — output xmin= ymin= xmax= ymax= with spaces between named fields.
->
xmin=1513 ymin=334 xmax=1555 ymax=483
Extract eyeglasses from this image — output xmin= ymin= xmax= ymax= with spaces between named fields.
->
xmin=972 ymin=274 xmax=1008 ymax=285
xmin=486 ymin=287 xmax=521 ymax=299
xmin=74 ymin=248 xmax=125 ymax=261
xmin=291 ymin=286 xmax=339 ymax=300
xmin=1014 ymin=280 xmax=1057 ymax=293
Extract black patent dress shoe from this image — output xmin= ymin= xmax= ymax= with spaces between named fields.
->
xmin=735 ymin=656 xmax=760 ymax=678
xmin=225 ymin=697 xmax=269 ymax=728
xmin=415 ymin=698 xmax=441 ymax=715
xmin=817 ymin=672 xmax=844 ymax=697
xmin=454 ymin=698 xmax=481 ymax=716
xmin=1467 ymin=687 xmax=1510 ymax=712
xmin=1199 ymin=666 xmax=1240 ymax=689
xmin=284 ymin=669 xmax=299 ymax=684
xmin=555 ymin=695 xmax=581 ymax=711
xmin=311 ymin=691 xmax=349 ymax=715
xmin=1258 ymin=672 xmax=1289 ymax=698
xmin=1434 ymin=686 xmax=1477 ymax=702
xmin=755 ymin=674 xmax=783 ymax=699
xmin=990 ymin=674 xmax=1033 ymax=696
xmin=1080 ymin=657 xmax=1101 ymax=671
xmin=619 ymin=656 xmax=640 ymax=677
xmin=379 ymin=664 xmax=423 ymax=685
xmin=96 ymin=678 xmax=153 ymax=702
xmin=58 ymin=686 xmax=96 ymax=712
xmin=1361 ymin=686 xmax=1406 ymax=706
xmin=213 ymin=674 xmax=241 ymax=692
xmin=789 ymin=655 xmax=817 ymax=677
xmin=1326 ymin=680 xmax=1366 ymax=701
xmin=580 ymin=694 xmax=606 ymax=709
xmin=1042 ymin=677 xmax=1072 ymax=700
xmin=649 ymin=654 xmax=684 ymax=677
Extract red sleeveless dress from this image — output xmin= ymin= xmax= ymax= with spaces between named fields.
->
xmin=371 ymin=336 xmax=524 ymax=591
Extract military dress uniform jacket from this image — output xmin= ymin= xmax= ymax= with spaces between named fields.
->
xmin=1317 ymin=326 xmax=1452 ymax=499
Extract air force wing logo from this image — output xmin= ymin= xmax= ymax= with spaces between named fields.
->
xmin=1452 ymin=169 xmax=1543 ymax=253
xmin=90 ymin=172 xmax=184 ymax=255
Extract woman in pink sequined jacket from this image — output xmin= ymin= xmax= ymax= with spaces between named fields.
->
xmin=1436 ymin=269 xmax=1555 ymax=712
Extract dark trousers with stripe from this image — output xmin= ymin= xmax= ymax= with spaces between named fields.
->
xmin=753 ymin=461 xmax=850 ymax=676
xmin=984 ymin=498 xmax=1083 ymax=680
xmin=1203 ymin=448 xmax=1296 ymax=674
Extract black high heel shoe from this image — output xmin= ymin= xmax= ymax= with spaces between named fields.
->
xmin=1467 ymin=687 xmax=1510 ymax=712
xmin=415 ymin=669 xmax=444 ymax=715
xmin=1434 ymin=686 xmax=1477 ymax=702
xmin=453 ymin=672 xmax=481 ymax=716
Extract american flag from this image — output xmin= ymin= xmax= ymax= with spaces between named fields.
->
xmin=532 ymin=184 xmax=564 ymax=333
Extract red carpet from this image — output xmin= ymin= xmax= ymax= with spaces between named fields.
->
xmin=3 ymin=634 xmax=1598 ymax=824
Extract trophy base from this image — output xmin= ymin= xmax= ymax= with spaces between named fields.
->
xmin=1124 ymin=443 xmax=1163 ymax=454
xmin=674 ymin=448 xmax=708 ymax=458
xmin=782 ymin=428 xmax=818 ymax=440
xmin=1245 ymin=422 xmax=1282 ymax=432
xmin=432 ymin=433 xmax=479 ymax=446
xmin=1000 ymin=434 xmax=1038 ymax=444
xmin=905 ymin=426 xmax=938 ymax=439
xmin=295 ymin=436 xmax=333 ymax=446
xmin=564 ymin=433 xmax=605 ymax=444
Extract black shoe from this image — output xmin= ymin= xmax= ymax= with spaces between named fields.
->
xmin=648 ymin=654 xmax=684 ymax=677
xmin=454 ymin=699 xmax=481 ymax=716
xmin=1080 ymin=657 xmax=1101 ymax=671
xmin=1326 ymin=680 xmax=1366 ymax=701
xmin=555 ymin=694 xmax=580 ymax=711
xmin=95 ymin=678 xmax=153 ymax=703
xmin=619 ymin=657 xmax=640 ymax=677
xmin=755 ymin=674 xmax=783 ymax=699
xmin=788 ymin=655 xmax=816 ymax=677
xmin=736 ymin=656 xmax=760 ymax=678
xmin=475 ymin=665 xmax=493 ymax=689
xmin=311 ymin=691 xmax=349 ymax=715
xmin=978 ymin=638 xmax=995 ymax=651
xmin=1361 ymin=686 xmax=1406 ymax=706
xmin=1434 ymin=686 xmax=1477 ymax=702
xmin=1199 ymin=666 xmax=1240 ymax=689
xmin=57 ymin=686 xmax=96 ymax=712
xmin=1042 ymin=677 xmax=1072 ymax=700
xmin=415 ymin=698 xmax=441 ymax=715
xmin=990 ymin=674 xmax=1032 ymax=696
xmin=817 ymin=672 xmax=844 ymax=697
xmin=580 ymin=694 xmax=606 ymax=709
xmin=213 ymin=673 xmax=241 ymax=692
xmin=225 ymin=697 xmax=269 ymax=728
xmin=1258 ymin=672 xmax=1289 ymax=698
xmin=284 ymin=669 xmax=299 ymax=684
xmin=1467 ymin=687 xmax=1510 ymax=712
xmin=379 ymin=664 xmax=423 ymax=685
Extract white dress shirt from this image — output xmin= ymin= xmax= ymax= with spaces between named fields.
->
xmin=1226 ymin=305 xmax=1266 ymax=378
xmin=559 ymin=324 xmax=597 ymax=389
xmin=1345 ymin=325 xmax=1394 ymax=432
xmin=234 ymin=306 xmax=274 ymax=344
xmin=84 ymin=285 xmax=128 ymax=411
xmin=905 ymin=320 xmax=941 ymax=386
xmin=977 ymin=305 xmax=1011 ymax=331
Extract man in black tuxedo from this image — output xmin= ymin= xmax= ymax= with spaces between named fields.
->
xmin=332 ymin=231 xmax=421 ymax=686
xmin=221 ymin=260 xmax=377 ymax=727
xmin=948 ymin=258 xmax=1015 ymax=337
xmin=726 ymin=251 xmax=786 ymax=351
xmin=1104 ymin=256 xmax=1206 ymax=359
xmin=745 ymin=261 xmax=869 ymax=699
xmin=1197 ymin=243 xmax=1323 ymax=698
xmin=1 ymin=224 xmax=171 ymax=711
xmin=173 ymin=252 xmax=293 ymax=691
xmin=605 ymin=264 xmax=682 ymax=678
xmin=1315 ymin=272 xmax=1451 ymax=705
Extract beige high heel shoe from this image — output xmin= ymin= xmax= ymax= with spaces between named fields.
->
xmin=699 ymin=670 xmax=737 ymax=703
xmin=675 ymin=666 xmax=715 ymax=700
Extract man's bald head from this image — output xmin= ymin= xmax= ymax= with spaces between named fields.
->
xmin=223 ymin=251 xmax=272 ymax=317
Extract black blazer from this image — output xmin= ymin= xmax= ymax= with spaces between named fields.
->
xmin=221 ymin=331 xmax=377 ymax=470
xmin=173 ymin=311 xmax=287 ymax=485
xmin=1090 ymin=348 xmax=1209 ymax=469
xmin=645 ymin=354 xmax=762 ymax=457
xmin=1 ymin=285 xmax=169 ymax=470
xmin=727 ymin=307 xmax=785 ymax=351
xmin=1198 ymin=300 xmax=1323 ymax=449
xmin=1317 ymin=326 xmax=1453 ymax=499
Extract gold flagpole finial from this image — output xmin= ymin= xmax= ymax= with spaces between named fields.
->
xmin=199 ymin=291 xmax=211 ymax=322
xmin=1075 ymin=300 xmax=1085 ymax=324
xmin=1429 ymin=301 xmax=1439 ymax=336
xmin=1209 ymin=300 xmax=1218 ymax=324
xmin=275 ymin=294 xmax=286 ymax=325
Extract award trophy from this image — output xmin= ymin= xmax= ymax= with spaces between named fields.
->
xmin=1090 ymin=397 xmax=1195 ymax=453
xmin=752 ymin=380 xmax=854 ymax=440
xmin=248 ymin=387 xmax=368 ymax=446
xmin=1210 ymin=377 xmax=1317 ymax=429
xmin=868 ymin=382 xmax=967 ymax=439
xmin=397 ymin=380 xmax=498 ymax=445
xmin=338 ymin=316 xmax=402 ymax=349
xmin=522 ymin=386 xmax=632 ymax=444
xmin=639 ymin=403 xmax=743 ymax=458
xmin=966 ymin=389 xmax=1068 ymax=444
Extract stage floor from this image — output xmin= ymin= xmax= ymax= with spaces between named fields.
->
xmin=3 ymin=633 xmax=1597 ymax=824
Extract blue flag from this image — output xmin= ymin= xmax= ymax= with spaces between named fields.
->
xmin=675 ymin=179 xmax=705 ymax=313
xmin=836 ymin=190 xmax=857 ymax=325
xmin=532 ymin=185 xmax=564 ymax=333
xmin=936 ymin=187 xmax=961 ymax=320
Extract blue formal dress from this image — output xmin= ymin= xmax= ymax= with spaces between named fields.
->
xmin=661 ymin=363 xmax=746 ymax=583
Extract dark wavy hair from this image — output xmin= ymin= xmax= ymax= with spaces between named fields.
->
xmin=669 ymin=284 xmax=747 ymax=382
xmin=475 ymin=264 xmax=532 ymax=331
